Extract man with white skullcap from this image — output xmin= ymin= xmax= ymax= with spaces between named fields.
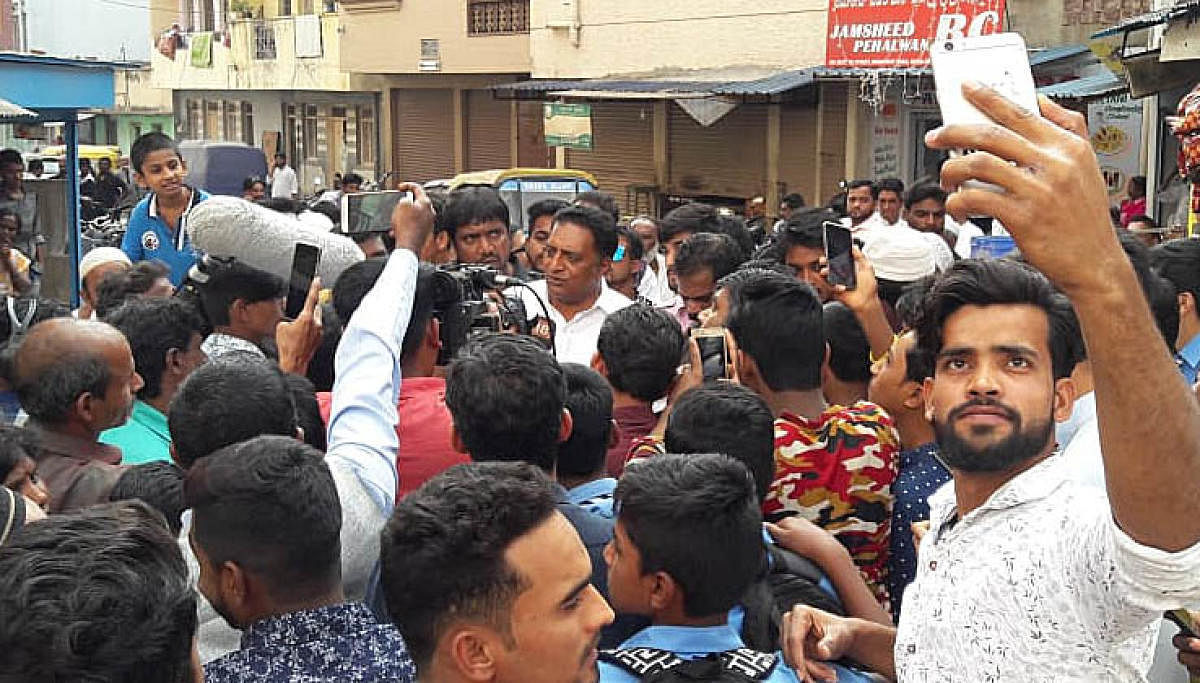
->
xmin=77 ymin=247 xmax=132 ymax=320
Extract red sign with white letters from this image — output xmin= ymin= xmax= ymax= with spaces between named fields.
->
xmin=825 ymin=0 xmax=1007 ymax=68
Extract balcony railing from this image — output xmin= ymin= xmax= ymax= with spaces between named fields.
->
xmin=468 ymin=0 xmax=529 ymax=35
xmin=254 ymin=21 xmax=277 ymax=59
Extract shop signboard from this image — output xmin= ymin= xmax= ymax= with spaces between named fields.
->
xmin=826 ymin=0 xmax=1007 ymax=68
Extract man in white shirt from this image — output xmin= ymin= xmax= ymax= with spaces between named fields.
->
xmin=269 ymin=153 xmax=298 ymax=200
xmin=512 ymin=205 xmax=631 ymax=365
xmin=782 ymin=83 xmax=1200 ymax=683
xmin=902 ymin=183 xmax=956 ymax=271
xmin=631 ymin=216 xmax=675 ymax=307
xmin=840 ymin=180 xmax=878 ymax=237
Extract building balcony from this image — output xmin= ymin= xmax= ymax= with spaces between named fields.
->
xmin=150 ymin=12 xmax=350 ymax=92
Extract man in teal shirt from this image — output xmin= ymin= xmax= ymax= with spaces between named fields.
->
xmin=101 ymin=298 xmax=207 ymax=464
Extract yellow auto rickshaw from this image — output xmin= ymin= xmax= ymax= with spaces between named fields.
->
xmin=42 ymin=144 xmax=121 ymax=169
xmin=442 ymin=168 xmax=599 ymax=233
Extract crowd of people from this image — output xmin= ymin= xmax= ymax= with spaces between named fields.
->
xmin=3 ymin=83 xmax=1200 ymax=683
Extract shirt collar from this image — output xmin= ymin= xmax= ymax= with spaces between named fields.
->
xmin=29 ymin=423 xmax=123 ymax=465
xmin=619 ymin=623 xmax=745 ymax=653
xmin=131 ymin=400 xmax=170 ymax=440
xmin=240 ymin=603 xmax=377 ymax=652
xmin=927 ymin=452 xmax=1070 ymax=535
xmin=595 ymin=281 xmax=633 ymax=314
xmin=1180 ymin=332 xmax=1200 ymax=370
xmin=567 ymin=477 xmax=616 ymax=503
xmin=148 ymin=187 xmax=201 ymax=250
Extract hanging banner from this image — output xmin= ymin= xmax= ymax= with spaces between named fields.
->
xmin=544 ymin=103 xmax=593 ymax=150
xmin=825 ymin=0 xmax=1006 ymax=68
xmin=1087 ymin=94 xmax=1142 ymax=198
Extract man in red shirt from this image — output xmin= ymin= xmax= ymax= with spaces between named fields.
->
xmin=318 ymin=260 xmax=468 ymax=497
xmin=727 ymin=270 xmax=899 ymax=609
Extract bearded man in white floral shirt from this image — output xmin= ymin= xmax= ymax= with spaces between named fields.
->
xmin=777 ymin=85 xmax=1200 ymax=683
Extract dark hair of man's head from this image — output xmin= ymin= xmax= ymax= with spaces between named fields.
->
xmin=105 ymin=297 xmax=204 ymax=402
xmin=714 ymin=215 xmax=756 ymax=261
xmin=242 ymin=176 xmax=263 ymax=191
xmin=274 ymin=152 xmax=286 ymax=160
xmin=915 ymin=259 xmax=1080 ymax=380
xmin=557 ymin=364 xmax=613 ymax=478
xmin=131 ymin=132 xmax=181 ymax=174
xmin=1153 ymin=237 xmax=1200 ymax=321
xmin=894 ymin=275 xmax=936 ymax=331
xmin=0 ymin=425 xmax=38 ymax=485
xmin=168 ymin=356 xmax=298 ymax=468
xmin=443 ymin=186 xmax=511 ymax=239
xmin=0 ymin=148 xmax=22 ymax=168
xmin=527 ymin=198 xmax=570 ymax=227
xmin=198 ymin=258 xmax=285 ymax=327
xmin=823 ymin=302 xmax=871 ymax=385
xmin=904 ymin=183 xmax=947 ymax=210
xmin=334 ymin=260 xmax=442 ymax=365
xmin=616 ymin=454 xmax=763 ymax=618
xmin=0 ymin=500 xmax=197 ymax=683
xmin=596 ymin=304 xmax=685 ymax=403
xmin=781 ymin=193 xmax=806 ymax=210
xmin=614 ymin=224 xmax=645 ymax=262
xmin=846 ymin=179 xmax=875 ymax=196
xmin=445 ymin=334 xmax=565 ymax=471
xmin=0 ymin=206 xmax=21 ymax=230
xmin=95 ymin=260 xmax=173 ymax=319
xmin=341 ymin=172 xmax=364 ymax=187
xmin=726 ymin=271 xmax=824 ymax=392
xmin=574 ymin=190 xmax=620 ymax=223
xmin=109 ymin=461 xmax=187 ymax=537
xmin=553 ymin=205 xmax=619 ymax=260
xmin=661 ymin=202 xmax=721 ymax=244
xmin=284 ymin=372 xmax=327 ymax=452
xmin=1129 ymin=175 xmax=1147 ymax=197
xmin=185 ymin=435 xmax=341 ymax=599
xmin=673 ymin=232 xmax=744 ymax=282
xmin=875 ymin=177 xmax=905 ymax=198
xmin=381 ymin=461 xmax=559 ymax=670
xmin=1116 ymin=230 xmax=1179 ymax=351
xmin=665 ymin=384 xmax=774 ymax=502
xmin=778 ymin=208 xmax=839 ymax=253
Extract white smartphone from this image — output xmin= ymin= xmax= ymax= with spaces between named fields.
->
xmin=931 ymin=33 xmax=1039 ymax=191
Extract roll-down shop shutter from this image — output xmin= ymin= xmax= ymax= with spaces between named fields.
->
xmin=466 ymin=89 xmax=512 ymax=171
xmin=818 ymin=82 xmax=849 ymax=203
xmin=778 ymin=101 xmax=819 ymax=205
xmin=565 ymin=101 xmax=656 ymax=215
xmin=669 ymin=102 xmax=767 ymax=200
xmin=391 ymin=88 xmax=455 ymax=183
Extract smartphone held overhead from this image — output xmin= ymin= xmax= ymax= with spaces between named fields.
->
xmin=931 ymin=32 xmax=1039 ymax=193
xmin=822 ymin=221 xmax=856 ymax=291
xmin=340 ymin=190 xmax=415 ymax=234
xmin=285 ymin=242 xmax=321 ymax=320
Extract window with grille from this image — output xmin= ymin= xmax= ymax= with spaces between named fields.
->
xmin=357 ymin=106 xmax=375 ymax=166
xmin=303 ymin=105 xmax=318 ymax=160
xmin=241 ymin=102 xmax=255 ymax=146
xmin=468 ymin=0 xmax=529 ymax=35
xmin=223 ymin=102 xmax=239 ymax=142
xmin=254 ymin=21 xmax=277 ymax=59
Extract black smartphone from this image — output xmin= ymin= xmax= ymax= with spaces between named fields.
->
xmin=823 ymin=221 xmax=856 ymax=290
xmin=1168 ymin=609 xmax=1200 ymax=638
xmin=693 ymin=327 xmax=730 ymax=382
xmin=285 ymin=242 xmax=321 ymax=319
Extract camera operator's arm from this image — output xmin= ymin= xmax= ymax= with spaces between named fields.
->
xmin=326 ymin=183 xmax=434 ymax=511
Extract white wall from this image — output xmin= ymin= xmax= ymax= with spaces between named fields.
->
xmin=27 ymin=0 xmax=151 ymax=61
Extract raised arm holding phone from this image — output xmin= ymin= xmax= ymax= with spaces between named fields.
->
xmin=781 ymin=76 xmax=1200 ymax=683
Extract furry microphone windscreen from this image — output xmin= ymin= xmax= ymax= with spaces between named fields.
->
xmin=187 ymin=196 xmax=365 ymax=285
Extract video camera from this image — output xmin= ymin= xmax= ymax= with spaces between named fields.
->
xmin=431 ymin=263 xmax=534 ymax=364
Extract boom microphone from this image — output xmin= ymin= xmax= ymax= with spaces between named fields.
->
xmin=187 ymin=196 xmax=364 ymax=286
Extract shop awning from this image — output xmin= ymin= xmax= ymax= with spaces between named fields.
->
xmin=1037 ymin=71 xmax=1126 ymax=99
xmin=1092 ymin=7 xmax=1174 ymax=38
xmin=0 ymin=97 xmax=37 ymax=120
xmin=1029 ymin=44 xmax=1091 ymax=66
xmin=493 ymin=67 xmax=819 ymax=101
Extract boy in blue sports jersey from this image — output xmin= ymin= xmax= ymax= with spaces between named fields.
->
xmin=121 ymin=133 xmax=208 ymax=286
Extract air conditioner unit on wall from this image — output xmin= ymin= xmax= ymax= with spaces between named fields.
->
xmin=546 ymin=0 xmax=578 ymax=29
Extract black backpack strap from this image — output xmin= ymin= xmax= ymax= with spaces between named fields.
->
xmin=719 ymin=649 xmax=778 ymax=680
xmin=600 ymin=647 xmax=685 ymax=678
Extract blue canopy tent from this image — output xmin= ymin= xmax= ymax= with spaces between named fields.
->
xmin=0 ymin=53 xmax=124 ymax=306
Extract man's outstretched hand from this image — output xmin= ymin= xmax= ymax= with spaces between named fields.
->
xmin=390 ymin=182 xmax=436 ymax=255
xmin=926 ymin=84 xmax=1119 ymax=295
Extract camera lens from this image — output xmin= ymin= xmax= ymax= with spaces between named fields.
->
xmin=944 ymin=41 xmax=954 ymax=51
